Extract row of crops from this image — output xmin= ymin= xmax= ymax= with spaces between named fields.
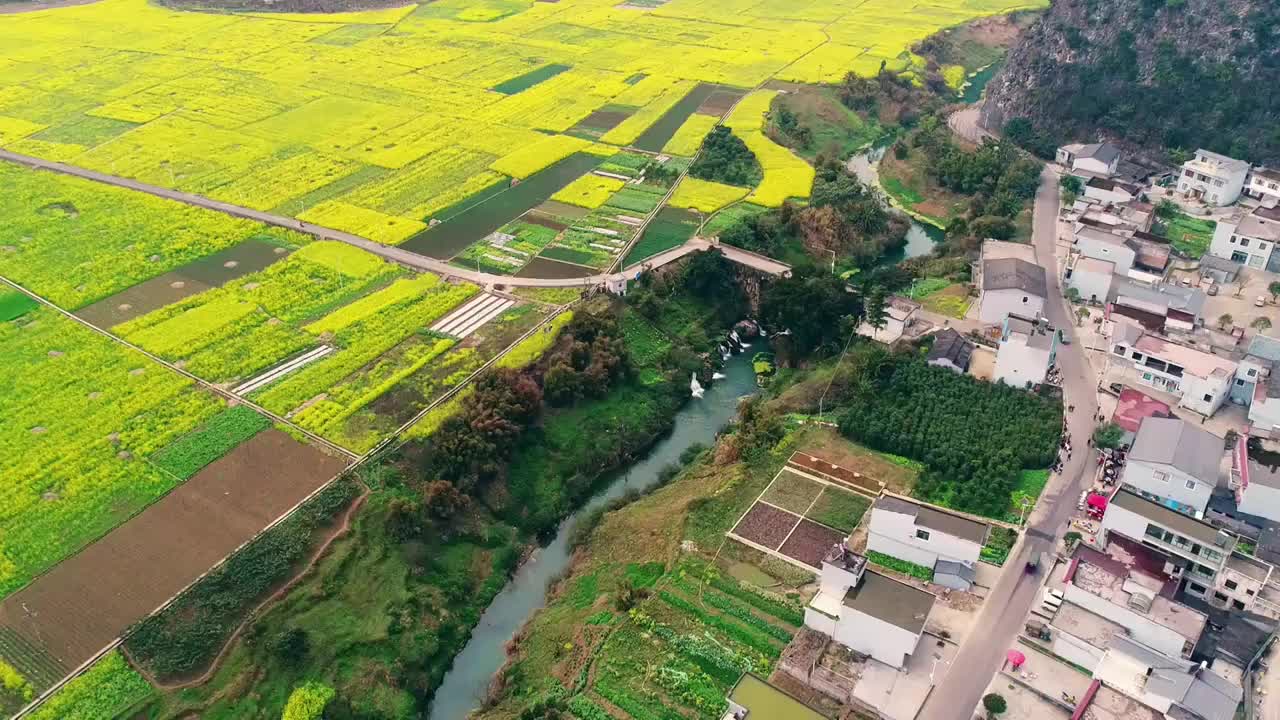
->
xmin=564 ymin=560 xmax=802 ymax=720
xmin=0 ymin=0 xmax=1040 ymax=251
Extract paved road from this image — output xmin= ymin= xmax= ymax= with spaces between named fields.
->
xmin=918 ymin=165 xmax=1100 ymax=720
xmin=947 ymin=104 xmax=996 ymax=145
xmin=0 ymin=150 xmax=789 ymax=287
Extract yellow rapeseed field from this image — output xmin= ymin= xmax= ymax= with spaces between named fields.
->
xmin=0 ymin=0 xmax=1043 ymax=241
xmin=669 ymin=177 xmax=749 ymax=213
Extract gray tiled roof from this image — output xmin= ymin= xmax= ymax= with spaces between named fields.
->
xmin=1078 ymin=142 xmax=1121 ymax=165
xmin=982 ymin=257 xmax=1047 ymax=297
xmin=872 ymin=496 xmax=989 ymax=545
xmin=1130 ymin=417 xmax=1223 ymax=484
xmin=1247 ymin=334 xmax=1280 ymax=363
xmin=927 ymin=328 xmax=973 ymax=369
xmin=934 ymin=560 xmax=976 ymax=582
xmin=843 ymin=570 xmax=935 ymax=634
xmin=1180 ymin=668 xmax=1243 ymax=720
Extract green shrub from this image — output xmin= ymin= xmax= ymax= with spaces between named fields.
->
xmin=281 ymin=681 xmax=335 ymax=720
xmin=867 ymin=550 xmax=933 ymax=581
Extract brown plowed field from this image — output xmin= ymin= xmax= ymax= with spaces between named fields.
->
xmin=0 ymin=430 xmax=349 ymax=670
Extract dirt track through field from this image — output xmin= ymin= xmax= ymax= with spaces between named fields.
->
xmin=0 ymin=430 xmax=349 ymax=670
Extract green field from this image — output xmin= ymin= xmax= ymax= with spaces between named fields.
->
xmin=1163 ymin=212 xmax=1217 ymax=258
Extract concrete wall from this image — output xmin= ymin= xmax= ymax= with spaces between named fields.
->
xmin=1178 ymin=372 xmax=1230 ymax=417
xmin=1051 ymin=626 xmax=1105 ymax=671
xmin=1123 ymin=459 xmax=1213 ymax=516
xmin=1078 ymin=157 xmax=1117 ymax=176
xmin=1239 ymin=481 xmax=1280 ymax=523
xmin=1061 ymin=582 xmax=1191 ymax=658
xmin=805 ymin=607 xmax=837 ymax=637
xmin=979 ymin=288 xmax=1044 ymax=324
xmin=867 ymin=507 xmax=981 ymax=566
xmin=1075 ymin=235 xmax=1135 ymax=275
xmin=833 ymin=608 xmax=919 ymax=669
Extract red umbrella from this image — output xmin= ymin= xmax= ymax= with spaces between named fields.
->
xmin=1007 ymin=650 xmax=1026 ymax=669
xmin=1087 ymin=494 xmax=1108 ymax=511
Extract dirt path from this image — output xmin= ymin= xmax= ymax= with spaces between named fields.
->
xmin=124 ymin=488 xmax=369 ymax=691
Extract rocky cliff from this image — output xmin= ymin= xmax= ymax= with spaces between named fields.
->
xmin=981 ymin=0 xmax=1280 ymax=164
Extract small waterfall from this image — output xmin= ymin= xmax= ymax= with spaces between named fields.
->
xmin=758 ymin=327 xmax=768 ymax=337
xmin=712 ymin=372 xmax=726 ymax=380
xmin=690 ymin=373 xmax=705 ymax=399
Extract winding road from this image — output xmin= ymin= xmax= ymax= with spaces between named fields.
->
xmin=0 ymin=150 xmax=789 ymax=287
xmin=918 ymin=164 xmax=1100 ymax=720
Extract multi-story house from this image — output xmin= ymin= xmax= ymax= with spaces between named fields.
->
xmin=1232 ymin=435 xmax=1280 ymax=524
xmin=1056 ymin=142 xmax=1122 ymax=177
xmin=1109 ymin=323 xmax=1237 ymax=417
xmin=993 ymin=314 xmax=1058 ymax=388
xmin=1244 ymin=166 xmax=1280 ymax=206
xmin=1120 ymin=417 xmax=1223 ymax=517
xmin=1178 ymin=149 xmax=1250 ymax=206
xmin=1111 ymin=279 xmax=1205 ymax=334
xmin=803 ymin=546 xmax=935 ymax=669
xmin=866 ymin=495 xmax=989 ymax=590
xmin=1208 ymin=206 xmax=1280 ymax=273
xmin=1229 ymin=334 xmax=1280 ymax=408
xmin=976 ymin=241 xmax=1046 ymax=324
xmin=1074 ymin=225 xmax=1137 ymax=275
xmin=1101 ymin=488 xmax=1271 ymax=612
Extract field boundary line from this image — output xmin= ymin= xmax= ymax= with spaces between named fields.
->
xmin=11 ymin=641 xmax=121 ymax=720
xmin=0 ymin=274 xmax=359 ymax=461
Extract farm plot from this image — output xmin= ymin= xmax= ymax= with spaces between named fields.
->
xmin=452 ymin=220 xmax=560 ymax=275
xmin=729 ymin=465 xmax=874 ymax=570
xmin=0 ymin=0 xmax=1039 ymax=262
xmin=0 ymin=164 xmax=309 ymax=310
xmin=563 ymin=559 xmax=800 ymax=720
xmin=0 ymin=429 xmax=349 ymax=672
xmin=0 ymin=305 xmax=226 ymax=599
xmin=113 ymin=241 xmax=402 ymax=384
xmin=723 ymin=91 xmax=815 ymax=207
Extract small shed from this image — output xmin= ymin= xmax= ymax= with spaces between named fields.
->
xmin=933 ymin=559 xmax=977 ymax=591
xmin=1199 ymin=254 xmax=1240 ymax=285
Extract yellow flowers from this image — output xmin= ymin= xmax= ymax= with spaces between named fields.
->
xmin=491 ymin=135 xmax=593 ymax=179
xmin=551 ymin=173 xmax=627 ymax=209
xmin=662 ymin=114 xmax=719 ymax=157
xmin=669 ymin=177 xmax=749 ymax=214
xmin=725 ymin=91 xmax=814 ymax=207
xmin=600 ymin=80 xmax=698 ymax=146
xmin=297 ymin=202 xmax=427 ymax=245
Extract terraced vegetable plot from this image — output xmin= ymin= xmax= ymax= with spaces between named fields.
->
xmin=0 ymin=0 xmax=1041 ymax=259
xmin=565 ymin=561 xmax=801 ymax=720
xmin=729 ymin=464 xmax=875 ymax=570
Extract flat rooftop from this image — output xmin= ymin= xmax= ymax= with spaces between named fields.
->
xmin=1132 ymin=334 xmax=1237 ymax=380
xmin=843 ymin=569 xmax=935 ymax=635
xmin=1226 ymin=552 xmax=1271 ymax=582
xmin=1088 ymin=685 xmax=1165 ymax=720
xmin=1070 ymin=544 xmax=1208 ymax=643
xmin=1112 ymin=387 xmax=1173 ymax=434
xmin=1053 ymin=601 xmax=1126 ymax=650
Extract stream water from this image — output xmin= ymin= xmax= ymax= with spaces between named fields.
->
xmin=427 ymin=344 xmax=765 ymax=720
xmin=846 ymin=142 xmax=943 ymax=264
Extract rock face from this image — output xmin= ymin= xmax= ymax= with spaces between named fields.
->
xmin=981 ymin=0 xmax=1280 ymax=163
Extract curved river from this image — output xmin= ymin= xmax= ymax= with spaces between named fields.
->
xmin=428 ymin=344 xmax=765 ymax=720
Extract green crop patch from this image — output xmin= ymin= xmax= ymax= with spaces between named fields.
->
xmin=150 ymin=405 xmax=272 ymax=479
xmin=492 ymin=64 xmax=572 ymax=94
xmin=0 ymin=291 xmax=37 ymax=322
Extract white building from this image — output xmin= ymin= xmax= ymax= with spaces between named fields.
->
xmin=1252 ymin=380 xmax=1280 ymax=435
xmin=1109 ymin=323 xmax=1237 ymax=417
xmin=1111 ymin=279 xmax=1206 ymax=334
xmin=867 ymin=496 xmax=988 ymax=570
xmin=1178 ymin=149 xmax=1250 ymax=206
xmin=1209 ymin=206 xmax=1280 ymax=272
xmin=1101 ymin=488 xmax=1269 ymax=611
xmin=856 ymin=295 xmax=919 ymax=345
xmin=1230 ymin=334 xmax=1280 ymax=408
xmin=1244 ymin=166 xmax=1280 ymax=206
xmin=1094 ymin=635 xmax=1242 ymax=720
xmin=1065 ymin=255 xmax=1116 ymax=304
xmin=1233 ymin=435 xmax=1280 ymax=524
xmin=1084 ymin=177 xmax=1139 ymax=205
xmin=993 ymin=314 xmax=1057 ymax=388
xmin=1120 ymin=416 xmax=1223 ymax=517
xmin=803 ymin=547 xmax=935 ymax=669
xmin=1056 ymin=142 xmax=1122 ymax=177
xmin=978 ymin=257 xmax=1046 ymax=324
xmin=1074 ymin=225 xmax=1137 ymax=275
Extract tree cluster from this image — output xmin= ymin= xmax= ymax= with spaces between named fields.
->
xmin=768 ymin=103 xmax=813 ymax=150
xmin=835 ymin=348 xmax=1062 ymax=516
xmin=542 ymin=312 xmax=629 ymax=406
xmin=688 ymin=125 xmax=763 ymax=187
xmin=760 ymin=267 xmax=865 ymax=360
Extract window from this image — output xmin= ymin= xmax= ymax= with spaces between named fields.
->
xmin=1154 ymin=471 xmax=1169 ymax=482
xmin=1114 ymin=345 xmax=1127 ymax=356
xmin=1234 ymin=599 xmax=1247 ymax=611
xmin=1189 ymin=581 xmax=1208 ymax=594
xmin=1238 ymin=379 xmax=1247 ymax=386
xmin=915 ymin=529 xmax=930 ymax=541
xmin=1248 ymin=588 xmax=1256 ymax=596
xmin=1132 ymin=353 xmax=1145 ymax=362
xmin=1203 ymin=394 xmax=1213 ymax=402
xmin=1231 ymin=235 xmax=1238 ymax=244
xmin=1241 ymin=238 xmax=1251 ymax=247
xmin=1249 ymin=368 xmax=1258 ymax=378
xmin=1214 ymin=591 xmax=1229 ymax=602
xmin=1186 ymin=479 xmax=1197 ymax=490
xmin=1022 ymin=296 xmax=1028 ymax=303
xmin=1262 ymin=243 xmax=1270 ymax=251
xmin=1225 ymin=579 xmax=1239 ymax=590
